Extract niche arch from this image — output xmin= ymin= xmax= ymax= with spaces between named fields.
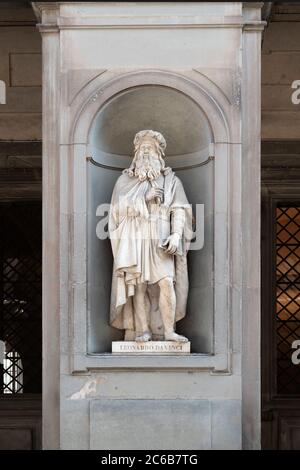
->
xmin=68 ymin=70 xmax=233 ymax=369
xmin=70 ymin=69 xmax=231 ymax=145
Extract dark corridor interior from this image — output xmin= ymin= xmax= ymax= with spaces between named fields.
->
xmin=0 ymin=201 xmax=42 ymax=449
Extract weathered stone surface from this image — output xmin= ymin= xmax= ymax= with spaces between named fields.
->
xmin=0 ymin=27 xmax=41 ymax=54
xmin=262 ymin=52 xmax=300 ymax=85
xmin=263 ymin=22 xmax=300 ymax=52
xmin=262 ymin=84 xmax=297 ymax=111
xmin=61 ymin=398 xmax=90 ymax=450
xmin=0 ymin=4 xmax=37 ymax=23
xmin=10 ymin=53 xmax=42 ymax=86
xmin=0 ymin=113 xmax=41 ymax=140
xmin=90 ymin=399 xmax=210 ymax=450
xmin=262 ymin=111 xmax=300 ymax=140
xmin=0 ymin=22 xmax=41 ymax=140
xmin=242 ymin=20 xmax=262 ymax=450
xmin=0 ymin=87 xmax=41 ymax=113
xmin=261 ymin=16 xmax=300 ymax=140
xmin=211 ymin=399 xmax=242 ymax=450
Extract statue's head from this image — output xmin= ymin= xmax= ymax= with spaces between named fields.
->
xmin=124 ymin=130 xmax=170 ymax=181
xmin=133 ymin=130 xmax=166 ymax=155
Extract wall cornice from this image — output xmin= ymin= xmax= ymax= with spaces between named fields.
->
xmin=32 ymin=2 xmax=265 ymax=31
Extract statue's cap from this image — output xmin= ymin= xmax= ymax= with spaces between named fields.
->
xmin=133 ymin=130 xmax=166 ymax=152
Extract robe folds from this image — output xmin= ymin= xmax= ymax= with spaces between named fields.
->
xmin=108 ymin=169 xmax=194 ymax=336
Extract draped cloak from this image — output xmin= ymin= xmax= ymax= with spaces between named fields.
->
xmin=108 ymin=169 xmax=193 ymax=338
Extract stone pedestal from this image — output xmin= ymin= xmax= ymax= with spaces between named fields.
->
xmin=112 ymin=341 xmax=191 ymax=355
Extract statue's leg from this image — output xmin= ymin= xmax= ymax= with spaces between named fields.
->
xmin=158 ymin=276 xmax=188 ymax=342
xmin=134 ymin=282 xmax=152 ymax=342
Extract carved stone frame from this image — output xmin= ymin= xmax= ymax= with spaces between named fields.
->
xmin=63 ymin=69 xmax=239 ymax=374
xmin=34 ymin=1 xmax=264 ymax=449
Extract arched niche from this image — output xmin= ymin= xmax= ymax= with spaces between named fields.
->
xmin=87 ymin=84 xmax=214 ymax=354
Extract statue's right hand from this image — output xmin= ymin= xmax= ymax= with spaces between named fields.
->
xmin=145 ymin=187 xmax=164 ymax=202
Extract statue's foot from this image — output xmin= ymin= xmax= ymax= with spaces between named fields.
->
xmin=135 ymin=331 xmax=152 ymax=342
xmin=164 ymin=332 xmax=189 ymax=343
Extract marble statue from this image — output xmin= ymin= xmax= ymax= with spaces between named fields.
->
xmin=109 ymin=130 xmax=193 ymax=343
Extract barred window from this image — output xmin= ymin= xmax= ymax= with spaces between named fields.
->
xmin=276 ymin=206 xmax=300 ymax=395
xmin=3 ymin=342 xmax=23 ymax=394
xmin=0 ymin=202 xmax=42 ymax=394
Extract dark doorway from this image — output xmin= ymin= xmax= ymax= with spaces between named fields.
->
xmin=261 ymin=142 xmax=300 ymax=449
xmin=0 ymin=201 xmax=42 ymax=449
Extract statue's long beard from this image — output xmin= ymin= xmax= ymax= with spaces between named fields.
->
xmin=134 ymin=155 xmax=162 ymax=182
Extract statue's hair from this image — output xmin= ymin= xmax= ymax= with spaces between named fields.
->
xmin=124 ymin=130 xmax=171 ymax=176
xmin=133 ymin=130 xmax=166 ymax=152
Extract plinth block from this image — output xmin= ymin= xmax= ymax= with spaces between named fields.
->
xmin=112 ymin=341 xmax=191 ymax=354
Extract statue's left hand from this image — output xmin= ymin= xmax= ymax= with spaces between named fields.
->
xmin=165 ymin=232 xmax=181 ymax=255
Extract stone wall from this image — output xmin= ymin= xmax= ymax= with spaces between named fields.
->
xmin=262 ymin=3 xmax=300 ymax=140
xmin=0 ymin=2 xmax=41 ymax=143
xmin=0 ymin=0 xmax=299 ymax=451
xmin=34 ymin=1 xmax=263 ymax=450
xmin=1 ymin=2 xmax=300 ymax=151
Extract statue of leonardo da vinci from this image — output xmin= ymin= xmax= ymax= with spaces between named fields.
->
xmin=109 ymin=130 xmax=193 ymax=342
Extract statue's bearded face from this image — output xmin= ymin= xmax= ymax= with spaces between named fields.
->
xmin=134 ymin=140 xmax=162 ymax=181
